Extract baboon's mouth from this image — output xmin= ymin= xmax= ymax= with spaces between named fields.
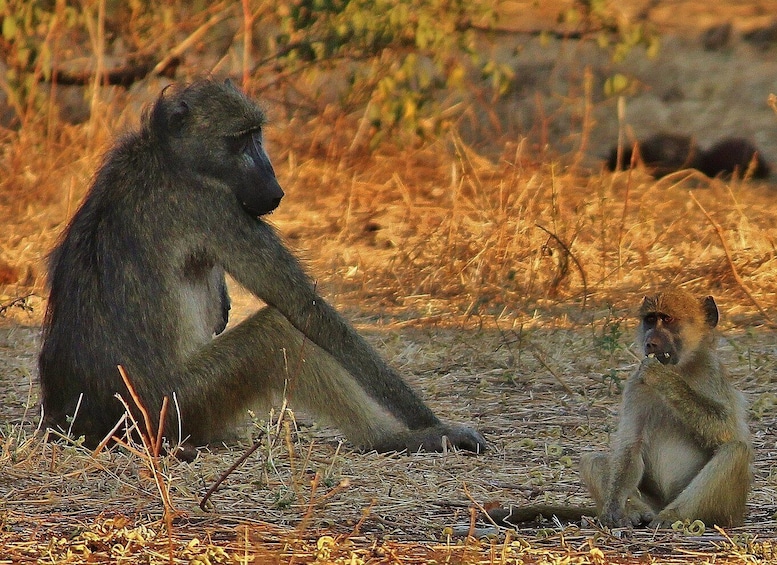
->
xmin=647 ymin=352 xmax=673 ymax=365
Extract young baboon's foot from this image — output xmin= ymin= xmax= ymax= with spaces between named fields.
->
xmin=600 ymin=506 xmax=654 ymax=529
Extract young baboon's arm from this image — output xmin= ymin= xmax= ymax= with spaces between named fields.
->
xmin=598 ymin=379 xmax=651 ymax=527
xmin=600 ymin=441 xmax=646 ymax=527
xmin=638 ymin=357 xmax=736 ymax=446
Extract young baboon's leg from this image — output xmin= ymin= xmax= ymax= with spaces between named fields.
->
xmin=652 ymin=441 xmax=752 ymax=527
xmin=581 ymin=451 xmax=656 ymax=526
xmin=580 ymin=452 xmax=608 ymax=508
xmin=172 ymin=307 xmax=445 ymax=451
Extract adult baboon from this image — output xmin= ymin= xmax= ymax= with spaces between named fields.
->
xmin=489 ymin=287 xmax=751 ymax=528
xmin=39 ymin=79 xmax=486 ymax=455
xmin=581 ymin=288 xmax=752 ymax=528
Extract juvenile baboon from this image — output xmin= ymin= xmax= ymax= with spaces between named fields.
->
xmin=39 ymin=79 xmax=486 ymax=455
xmin=581 ymin=287 xmax=752 ymax=528
xmin=488 ymin=287 xmax=751 ymax=529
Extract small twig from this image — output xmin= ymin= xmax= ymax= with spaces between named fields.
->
xmin=155 ymin=397 xmax=170 ymax=459
xmin=348 ymin=499 xmax=376 ymax=537
xmin=93 ymin=413 xmax=128 ymax=456
xmin=117 ymin=365 xmax=161 ymax=455
xmin=114 ymin=365 xmax=179 ymax=552
xmin=297 ymin=474 xmax=352 ymax=534
xmin=690 ymin=193 xmax=774 ymax=327
xmin=296 ymin=471 xmax=321 ymax=534
xmin=535 ymin=224 xmax=588 ymax=311
xmin=527 ymin=341 xmax=577 ymax=397
xmin=199 ymin=433 xmax=265 ymax=511
xmin=461 ymin=482 xmax=500 ymax=529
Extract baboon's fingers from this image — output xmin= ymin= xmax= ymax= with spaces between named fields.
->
xmin=401 ymin=424 xmax=486 ymax=453
xmin=441 ymin=424 xmax=487 ymax=453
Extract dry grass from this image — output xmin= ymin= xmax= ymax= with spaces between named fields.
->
xmin=2 ymin=6 xmax=777 ymax=562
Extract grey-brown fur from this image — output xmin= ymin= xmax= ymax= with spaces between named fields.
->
xmin=580 ymin=287 xmax=752 ymax=528
xmin=39 ymin=79 xmax=486 ymax=455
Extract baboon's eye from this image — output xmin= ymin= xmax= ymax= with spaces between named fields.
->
xmin=660 ymin=314 xmax=673 ymax=324
xmin=226 ymin=129 xmax=261 ymax=155
xmin=644 ymin=314 xmax=657 ymax=325
xmin=226 ymin=135 xmax=247 ymax=155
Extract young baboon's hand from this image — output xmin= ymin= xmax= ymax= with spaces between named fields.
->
xmin=639 ymin=355 xmax=665 ymax=387
xmin=405 ymin=424 xmax=487 ymax=453
xmin=600 ymin=498 xmax=655 ymax=528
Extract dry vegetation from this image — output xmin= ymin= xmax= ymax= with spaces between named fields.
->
xmin=2 ymin=1 xmax=777 ymax=563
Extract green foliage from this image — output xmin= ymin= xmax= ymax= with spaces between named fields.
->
xmin=594 ymin=313 xmax=623 ymax=356
xmin=600 ymin=368 xmax=623 ymax=395
xmin=558 ymin=1 xmax=661 ymax=98
xmin=269 ymin=0 xmax=504 ymax=142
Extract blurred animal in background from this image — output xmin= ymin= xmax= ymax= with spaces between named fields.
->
xmin=39 ymin=79 xmax=487 ymax=458
xmin=607 ymin=133 xmax=770 ymax=179
xmin=699 ymin=137 xmax=771 ymax=179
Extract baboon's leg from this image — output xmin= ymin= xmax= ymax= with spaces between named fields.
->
xmin=653 ymin=441 xmax=752 ymax=527
xmin=171 ymin=307 xmax=426 ymax=450
xmin=580 ymin=452 xmax=608 ymax=509
xmin=581 ymin=451 xmax=656 ymax=526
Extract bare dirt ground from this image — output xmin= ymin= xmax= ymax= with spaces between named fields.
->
xmin=2 ymin=1 xmax=777 ymax=563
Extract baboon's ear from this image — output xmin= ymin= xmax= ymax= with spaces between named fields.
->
xmin=168 ymin=100 xmax=189 ymax=136
xmin=701 ymin=296 xmax=719 ymax=328
xmin=638 ymin=295 xmax=654 ymax=317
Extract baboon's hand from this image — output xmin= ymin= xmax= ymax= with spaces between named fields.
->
xmin=404 ymin=424 xmax=487 ymax=453
xmin=638 ymin=355 xmax=665 ymax=386
xmin=442 ymin=424 xmax=487 ymax=453
xmin=649 ymin=507 xmax=683 ymax=529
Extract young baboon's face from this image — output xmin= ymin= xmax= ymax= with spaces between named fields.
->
xmin=639 ymin=307 xmax=680 ymax=365
xmin=637 ymin=289 xmax=719 ymax=366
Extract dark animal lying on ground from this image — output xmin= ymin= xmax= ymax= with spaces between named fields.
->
xmin=607 ymin=133 xmax=770 ymax=179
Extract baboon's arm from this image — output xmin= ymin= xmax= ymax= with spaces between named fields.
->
xmin=639 ymin=357 xmax=736 ymax=446
xmin=218 ymin=216 xmax=443 ymax=431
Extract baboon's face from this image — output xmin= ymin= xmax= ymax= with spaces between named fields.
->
xmin=157 ymin=80 xmax=285 ymax=217
xmin=637 ymin=290 xmax=719 ymax=366
xmin=224 ymin=126 xmax=284 ymax=216
xmin=639 ymin=310 xmax=680 ymax=365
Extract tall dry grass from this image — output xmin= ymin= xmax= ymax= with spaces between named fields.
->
xmin=2 ymin=76 xmax=776 ymax=329
xmin=265 ymin=106 xmax=777 ymax=330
